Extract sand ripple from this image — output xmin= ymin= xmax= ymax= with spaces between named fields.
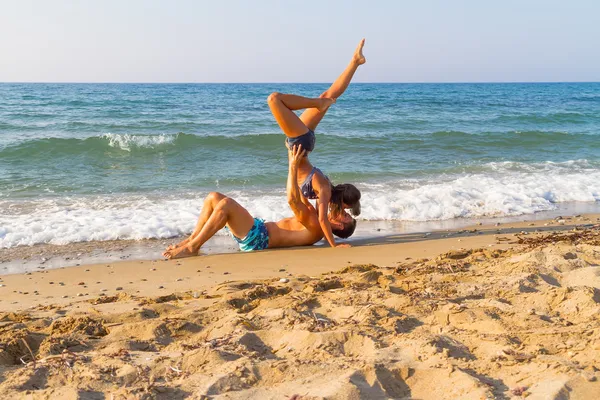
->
xmin=2 ymin=231 xmax=600 ymax=398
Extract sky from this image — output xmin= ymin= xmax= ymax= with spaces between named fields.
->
xmin=0 ymin=0 xmax=598 ymax=83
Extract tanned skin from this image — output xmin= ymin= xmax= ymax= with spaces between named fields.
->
xmin=266 ymin=39 xmax=366 ymax=247
xmin=163 ymin=145 xmax=324 ymax=259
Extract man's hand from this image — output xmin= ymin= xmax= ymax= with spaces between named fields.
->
xmin=288 ymin=144 xmax=306 ymax=167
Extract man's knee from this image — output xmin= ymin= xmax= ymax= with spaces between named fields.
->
xmin=267 ymin=92 xmax=281 ymax=105
xmin=216 ymin=197 xmax=237 ymax=212
xmin=206 ymin=191 xmax=226 ymax=204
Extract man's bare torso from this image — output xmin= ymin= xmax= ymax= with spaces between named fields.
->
xmin=265 ymin=217 xmax=322 ymax=248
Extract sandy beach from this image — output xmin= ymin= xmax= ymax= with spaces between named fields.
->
xmin=2 ymin=2 xmax=600 ymax=399
xmin=0 ymin=214 xmax=599 ymax=399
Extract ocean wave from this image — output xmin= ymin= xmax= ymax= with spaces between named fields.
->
xmin=2 ymin=129 xmax=599 ymax=157
xmin=493 ymin=112 xmax=597 ymax=125
xmin=360 ymin=169 xmax=600 ymax=221
xmin=0 ymin=132 xmax=283 ymax=155
xmin=571 ymin=95 xmax=600 ymax=103
xmin=2 ymin=167 xmax=600 ymax=248
xmin=0 ymin=191 xmax=290 ymax=248
xmin=429 ymin=130 xmax=586 ymax=139
xmin=102 ymin=133 xmax=178 ymax=151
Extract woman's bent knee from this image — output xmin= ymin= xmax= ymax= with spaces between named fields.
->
xmin=267 ymin=92 xmax=281 ymax=104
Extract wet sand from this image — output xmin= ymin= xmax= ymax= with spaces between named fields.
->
xmin=5 ymin=203 xmax=599 ymax=275
xmin=1 ymin=214 xmax=600 ymax=398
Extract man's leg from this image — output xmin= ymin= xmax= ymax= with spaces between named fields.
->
xmin=164 ymin=196 xmax=255 ymax=259
xmin=300 ymin=39 xmax=366 ymax=131
xmin=267 ymin=92 xmax=335 ymax=138
xmin=164 ymin=192 xmax=228 ymax=253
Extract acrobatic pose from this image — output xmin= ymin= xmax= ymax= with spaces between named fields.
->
xmin=267 ymin=39 xmax=366 ymax=248
xmin=163 ymin=145 xmax=355 ymax=259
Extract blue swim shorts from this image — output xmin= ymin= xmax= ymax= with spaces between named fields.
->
xmin=226 ymin=218 xmax=270 ymax=252
xmin=286 ymin=129 xmax=315 ymax=152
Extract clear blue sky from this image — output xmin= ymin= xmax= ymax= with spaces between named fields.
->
xmin=1 ymin=0 xmax=598 ymax=83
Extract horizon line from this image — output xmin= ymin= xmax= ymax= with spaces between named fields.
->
xmin=1 ymin=81 xmax=599 ymax=85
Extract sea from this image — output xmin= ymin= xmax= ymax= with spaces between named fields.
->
xmin=1 ymin=82 xmax=600 ymax=267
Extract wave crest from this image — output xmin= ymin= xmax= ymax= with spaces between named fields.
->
xmin=102 ymin=133 xmax=178 ymax=151
xmin=2 ymin=164 xmax=600 ymax=248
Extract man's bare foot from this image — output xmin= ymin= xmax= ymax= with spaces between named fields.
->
xmin=162 ymin=242 xmax=182 ymax=257
xmin=353 ymin=38 xmax=366 ymax=65
xmin=318 ymin=97 xmax=336 ymax=112
xmin=164 ymin=237 xmax=190 ymax=253
xmin=164 ymin=244 xmax=198 ymax=259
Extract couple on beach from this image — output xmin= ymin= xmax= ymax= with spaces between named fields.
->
xmin=163 ymin=39 xmax=367 ymax=259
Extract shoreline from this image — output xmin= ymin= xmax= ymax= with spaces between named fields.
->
xmin=3 ymin=203 xmax=600 ymax=276
xmin=0 ymin=213 xmax=598 ymax=313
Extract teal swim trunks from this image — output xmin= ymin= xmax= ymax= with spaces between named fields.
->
xmin=226 ymin=218 xmax=270 ymax=252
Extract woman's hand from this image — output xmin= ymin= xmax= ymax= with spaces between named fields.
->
xmin=288 ymin=144 xmax=306 ymax=167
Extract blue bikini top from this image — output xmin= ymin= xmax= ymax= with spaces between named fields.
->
xmin=301 ymin=167 xmax=329 ymax=199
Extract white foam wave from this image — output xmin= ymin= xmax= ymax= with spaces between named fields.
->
xmin=0 ymin=192 xmax=292 ymax=248
xmin=360 ymin=170 xmax=600 ymax=221
xmin=485 ymin=159 xmax=595 ymax=173
xmin=2 ymin=165 xmax=600 ymax=248
xmin=102 ymin=133 xmax=177 ymax=151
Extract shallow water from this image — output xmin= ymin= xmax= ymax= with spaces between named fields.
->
xmin=1 ymin=82 xmax=600 ymax=250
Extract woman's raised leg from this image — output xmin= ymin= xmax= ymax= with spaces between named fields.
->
xmin=300 ymin=39 xmax=366 ymax=131
xmin=267 ymin=92 xmax=335 ymax=138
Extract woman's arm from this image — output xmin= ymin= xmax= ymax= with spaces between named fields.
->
xmin=315 ymin=183 xmax=338 ymax=247
xmin=314 ymin=177 xmax=351 ymax=248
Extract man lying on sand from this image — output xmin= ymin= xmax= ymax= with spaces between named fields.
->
xmin=163 ymin=145 xmax=356 ymax=259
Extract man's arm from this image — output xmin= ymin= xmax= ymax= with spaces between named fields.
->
xmin=287 ymin=146 xmax=318 ymax=229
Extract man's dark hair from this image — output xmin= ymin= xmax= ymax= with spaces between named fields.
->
xmin=332 ymin=218 xmax=357 ymax=239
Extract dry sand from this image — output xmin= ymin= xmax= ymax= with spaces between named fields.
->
xmin=1 ymin=215 xmax=600 ymax=399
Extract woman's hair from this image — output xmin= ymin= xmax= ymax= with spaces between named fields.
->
xmin=330 ymin=183 xmax=361 ymax=217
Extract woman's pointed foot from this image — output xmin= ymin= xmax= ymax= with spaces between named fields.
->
xmin=353 ymin=38 xmax=366 ymax=66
